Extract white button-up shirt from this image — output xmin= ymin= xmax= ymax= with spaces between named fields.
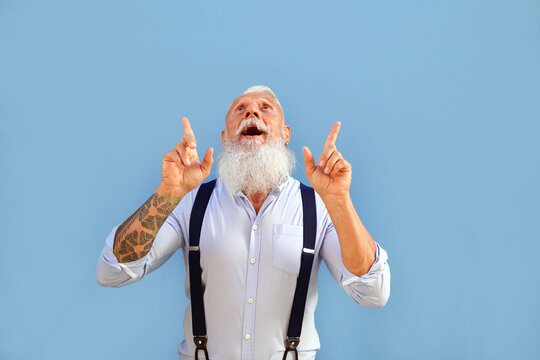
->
xmin=96 ymin=177 xmax=390 ymax=360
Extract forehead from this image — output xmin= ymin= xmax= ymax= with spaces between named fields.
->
xmin=229 ymin=93 xmax=279 ymax=108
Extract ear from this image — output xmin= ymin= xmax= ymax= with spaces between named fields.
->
xmin=221 ymin=130 xmax=226 ymax=148
xmin=283 ymin=124 xmax=291 ymax=145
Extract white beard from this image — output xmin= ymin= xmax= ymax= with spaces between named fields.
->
xmin=217 ymin=137 xmax=296 ymax=197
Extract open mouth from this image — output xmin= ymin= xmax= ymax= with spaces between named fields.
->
xmin=241 ymin=125 xmax=264 ymax=136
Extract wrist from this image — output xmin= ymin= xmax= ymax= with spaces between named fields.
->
xmin=320 ymin=190 xmax=351 ymax=206
xmin=157 ymin=183 xmax=187 ymax=200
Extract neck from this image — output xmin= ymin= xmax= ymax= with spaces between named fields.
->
xmin=244 ymin=190 xmax=269 ymax=214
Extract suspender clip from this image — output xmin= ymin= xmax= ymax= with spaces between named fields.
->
xmin=193 ymin=335 xmax=209 ymax=360
xmin=282 ymin=337 xmax=300 ymax=360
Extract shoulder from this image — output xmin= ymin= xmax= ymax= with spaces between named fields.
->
xmin=283 ymin=177 xmax=330 ymax=220
xmin=169 ymin=182 xmax=203 ymax=219
xmin=167 ymin=179 xmax=221 ymax=234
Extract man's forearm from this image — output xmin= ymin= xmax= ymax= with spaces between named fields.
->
xmin=322 ymin=193 xmax=377 ymax=277
xmin=113 ymin=184 xmax=186 ymax=263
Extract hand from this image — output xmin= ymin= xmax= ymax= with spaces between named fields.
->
xmin=161 ymin=117 xmax=214 ymax=194
xmin=302 ymin=121 xmax=352 ymax=199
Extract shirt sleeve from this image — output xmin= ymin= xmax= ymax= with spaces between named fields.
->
xmin=96 ymin=213 xmax=184 ymax=288
xmin=319 ymin=221 xmax=391 ymax=308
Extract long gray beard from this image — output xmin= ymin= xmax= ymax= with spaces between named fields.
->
xmin=217 ymin=138 xmax=296 ymax=197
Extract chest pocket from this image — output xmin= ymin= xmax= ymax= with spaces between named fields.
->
xmin=272 ymin=224 xmax=304 ymax=276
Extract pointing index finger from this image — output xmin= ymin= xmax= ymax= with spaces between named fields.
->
xmin=324 ymin=121 xmax=341 ymax=148
xmin=181 ymin=117 xmax=197 ymax=148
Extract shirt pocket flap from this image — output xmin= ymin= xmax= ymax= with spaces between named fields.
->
xmin=272 ymin=224 xmax=303 ymax=276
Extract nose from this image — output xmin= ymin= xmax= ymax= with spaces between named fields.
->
xmin=245 ymin=104 xmax=259 ymax=119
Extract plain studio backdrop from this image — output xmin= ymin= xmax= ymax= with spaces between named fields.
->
xmin=1 ymin=0 xmax=539 ymax=359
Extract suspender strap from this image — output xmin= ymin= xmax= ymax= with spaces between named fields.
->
xmin=283 ymin=182 xmax=317 ymax=360
xmin=188 ymin=179 xmax=217 ymax=360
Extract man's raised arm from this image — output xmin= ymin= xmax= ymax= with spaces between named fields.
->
xmin=113 ymin=117 xmax=213 ymax=263
xmin=303 ymin=121 xmax=389 ymax=307
xmin=303 ymin=122 xmax=378 ymax=276
xmin=96 ymin=117 xmax=213 ymax=290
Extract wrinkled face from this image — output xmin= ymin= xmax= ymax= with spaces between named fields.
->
xmin=222 ymin=93 xmax=291 ymax=147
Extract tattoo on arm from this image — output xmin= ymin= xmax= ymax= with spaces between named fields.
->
xmin=113 ymin=191 xmax=181 ymax=263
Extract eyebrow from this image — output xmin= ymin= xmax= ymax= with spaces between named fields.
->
xmin=234 ymin=99 xmax=274 ymax=108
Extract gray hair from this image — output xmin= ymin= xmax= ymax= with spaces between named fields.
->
xmin=243 ymin=85 xmax=281 ymax=107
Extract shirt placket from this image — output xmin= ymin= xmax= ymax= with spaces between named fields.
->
xmin=240 ymin=194 xmax=276 ymax=360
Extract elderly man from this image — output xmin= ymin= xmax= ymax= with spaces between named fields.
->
xmin=96 ymin=86 xmax=390 ymax=360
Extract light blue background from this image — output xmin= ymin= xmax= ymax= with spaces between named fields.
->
xmin=1 ymin=0 xmax=539 ymax=359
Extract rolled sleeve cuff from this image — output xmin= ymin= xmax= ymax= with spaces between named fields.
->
xmin=341 ymin=243 xmax=388 ymax=287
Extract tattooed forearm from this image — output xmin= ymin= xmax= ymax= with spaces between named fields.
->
xmin=113 ymin=188 xmax=182 ymax=263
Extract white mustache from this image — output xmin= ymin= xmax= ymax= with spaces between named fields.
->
xmin=234 ymin=118 xmax=270 ymax=137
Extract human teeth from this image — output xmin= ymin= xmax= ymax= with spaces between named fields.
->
xmin=243 ymin=126 xmax=261 ymax=136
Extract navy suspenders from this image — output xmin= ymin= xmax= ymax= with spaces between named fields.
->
xmin=188 ymin=180 xmax=317 ymax=360
xmin=188 ymin=179 xmax=217 ymax=360
xmin=282 ymin=183 xmax=317 ymax=360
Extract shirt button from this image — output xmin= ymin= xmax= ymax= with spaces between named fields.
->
xmin=245 ymin=334 xmax=251 ymax=340
xmin=248 ymin=298 xmax=254 ymax=304
xmin=252 ymin=224 xmax=258 ymax=230
xmin=250 ymin=258 xmax=256 ymax=264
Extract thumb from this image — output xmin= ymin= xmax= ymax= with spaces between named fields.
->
xmin=200 ymin=148 xmax=214 ymax=177
xmin=302 ymin=146 xmax=316 ymax=176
